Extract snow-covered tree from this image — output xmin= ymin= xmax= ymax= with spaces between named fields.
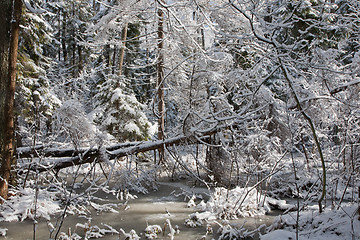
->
xmin=91 ymin=74 xmax=155 ymax=142
xmin=17 ymin=1 xmax=61 ymax=146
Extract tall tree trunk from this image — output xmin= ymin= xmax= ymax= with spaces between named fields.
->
xmin=72 ymin=42 xmax=76 ymax=76
xmin=0 ymin=1 xmax=12 ymax=163
xmin=0 ymin=0 xmax=22 ymax=201
xmin=157 ymin=2 xmax=165 ymax=163
xmin=78 ymin=45 xmax=83 ymax=74
xmin=112 ymin=48 xmax=116 ymax=74
xmin=61 ymin=10 xmax=67 ymax=63
xmin=118 ymin=23 xmax=128 ymax=76
xmin=200 ymin=28 xmax=205 ymax=50
xmin=104 ymin=44 xmax=111 ymax=73
xmin=58 ymin=12 xmax=61 ymax=61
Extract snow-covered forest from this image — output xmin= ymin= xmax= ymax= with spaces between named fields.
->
xmin=0 ymin=0 xmax=359 ymax=239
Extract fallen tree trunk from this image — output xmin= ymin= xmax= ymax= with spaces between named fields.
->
xmin=18 ymin=133 xmax=211 ymax=173
xmin=16 ymin=141 xmax=141 ymax=159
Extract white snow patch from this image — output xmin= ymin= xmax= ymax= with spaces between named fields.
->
xmin=110 ymin=88 xmax=124 ymax=103
xmin=0 ymin=228 xmax=7 ymax=236
xmin=261 ymin=229 xmax=296 ymax=240
xmin=0 ymin=188 xmax=60 ymax=222
xmin=124 ymin=121 xmax=141 ymax=135
xmin=268 ymin=203 xmax=360 ymax=240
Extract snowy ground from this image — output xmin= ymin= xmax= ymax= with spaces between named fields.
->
xmin=0 ymin=180 xmax=359 ymax=240
xmin=0 ymin=152 xmax=359 ymax=240
xmin=263 ymin=203 xmax=360 ymax=240
xmin=182 ymin=185 xmax=360 ymax=240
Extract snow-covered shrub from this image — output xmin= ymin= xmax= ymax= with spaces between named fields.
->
xmin=184 ymin=186 xmax=295 ymax=227
xmin=206 ymin=187 xmax=271 ymax=219
xmin=53 ymin=99 xmax=97 ymax=146
xmin=184 ymin=212 xmax=213 ymax=228
xmin=112 ymin=157 xmax=158 ymax=194
xmin=144 ymin=224 xmax=162 ymax=239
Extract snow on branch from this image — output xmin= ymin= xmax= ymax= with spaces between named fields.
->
xmin=330 ymin=79 xmax=360 ymax=95
xmin=23 ymin=0 xmax=46 ymax=14
xmin=17 ymin=130 xmax=218 ymax=172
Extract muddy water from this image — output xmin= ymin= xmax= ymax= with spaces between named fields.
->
xmin=0 ymin=181 xmax=278 ymax=240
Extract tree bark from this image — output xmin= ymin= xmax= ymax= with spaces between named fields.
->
xmin=157 ymin=2 xmax=165 ymax=163
xmin=112 ymin=48 xmax=116 ymax=74
xmin=78 ymin=45 xmax=83 ymax=74
xmin=0 ymin=0 xmax=22 ymax=201
xmin=61 ymin=10 xmax=67 ymax=63
xmin=118 ymin=23 xmax=128 ymax=76
xmin=104 ymin=44 xmax=111 ymax=72
xmin=0 ymin=0 xmax=12 ymax=163
xmin=72 ymin=41 xmax=76 ymax=76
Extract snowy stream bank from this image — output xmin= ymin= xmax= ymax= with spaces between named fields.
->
xmin=0 ymin=181 xmax=280 ymax=240
xmin=0 ymin=179 xmax=358 ymax=240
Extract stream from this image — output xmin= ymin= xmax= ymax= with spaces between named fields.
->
xmin=0 ymin=180 xmax=279 ymax=240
